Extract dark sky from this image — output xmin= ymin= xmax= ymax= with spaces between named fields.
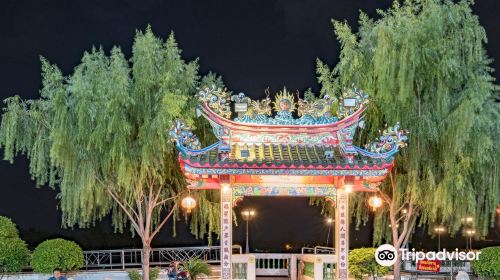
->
xmin=0 ymin=0 xmax=499 ymax=251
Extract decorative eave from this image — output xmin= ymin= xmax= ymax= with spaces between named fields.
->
xmin=179 ymin=155 xmax=394 ymax=177
xmin=198 ymin=102 xmax=366 ymax=135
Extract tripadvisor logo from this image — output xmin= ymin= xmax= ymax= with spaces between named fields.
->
xmin=375 ymin=244 xmax=398 ymax=266
xmin=375 ymin=244 xmax=481 ymax=267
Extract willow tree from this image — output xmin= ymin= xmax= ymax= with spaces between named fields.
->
xmin=0 ymin=27 xmax=220 ymax=280
xmin=317 ymin=0 xmax=499 ymax=278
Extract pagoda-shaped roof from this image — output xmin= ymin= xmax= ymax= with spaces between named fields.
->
xmin=169 ymin=86 xmax=408 ymax=191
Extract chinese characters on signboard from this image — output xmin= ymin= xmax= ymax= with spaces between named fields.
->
xmin=337 ymin=192 xmax=348 ymax=279
xmin=221 ymin=194 xmax=232 ymax=279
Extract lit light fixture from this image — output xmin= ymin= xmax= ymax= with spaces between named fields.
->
xmin=434 ymin=226 xmax=446 ymax=233
xmin=345 ymin=185 xmax=353 ymax=193
xmin=368 ymin=195 xmax=383 ymax=211
xmin=181 ymin=195 xmax=197 ymax=213
xmin=466 ymin=229 xmax=476 ymax=236
xmin=465 ymin=217 xmax=473 ymax=223
xmin=344 ymin=176 xmax=354 ymax=193
xmin=242 ymin=209 xmax=256 ymax=218
xmin=221 ymin=183 xmax=230 ymax=193
xmin=327 ymin=218 xmax=333 ymax=224
xmin=401 ymin=208 xmax=408 ymax=214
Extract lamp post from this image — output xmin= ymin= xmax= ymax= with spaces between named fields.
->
xmin=463 ymin=216 xmax=474 ymax=250
xmin=434 ymin=226 xmax=446 ymax=251
xmin=466 ymin=229 xmax=475 ymax=250
xmin=326 ymin=218 xmax=333 ymax=247
xmin=241 ymin=209 xmax=256 ymax=254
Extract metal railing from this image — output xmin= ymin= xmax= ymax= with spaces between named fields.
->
xmin=84 ymin=245 xmax=241 ymax=270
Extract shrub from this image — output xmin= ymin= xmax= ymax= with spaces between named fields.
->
xmin=181 ymin=258 xmax=211 ymax=280
xmin=0 ymin=216 xmax=19 ymax=239
xmin=127 ymin=267 xmax=160 ymax=280
xmin=349 ymin=248 xmax=389 ymax=280
xmin=128 ymin=270 xmax=141 ymax=280
xmin=31 ymin=239 xmax=84 ymax=273
xmin=0 ymin=234 xmax=30 ymax=274
xmin=0 ymin=216 xmax=30 ymax=275
xmin=471 ymin=246 xmax=500 ymax=279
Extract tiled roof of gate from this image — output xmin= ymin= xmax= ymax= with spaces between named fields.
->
xmin=182 ymin=144 xmax=391 ymax=168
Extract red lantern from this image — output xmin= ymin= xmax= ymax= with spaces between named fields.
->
xmin=181 ymin=196 xmax=197 ymax=213
xmin=368 ymin=195 xmax=382 ymax=211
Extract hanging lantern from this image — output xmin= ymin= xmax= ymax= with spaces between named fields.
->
xmin=368 ymin=195 xmax=383 ymax=211
xmin=181 ymin=196 xmax=197 ymax=213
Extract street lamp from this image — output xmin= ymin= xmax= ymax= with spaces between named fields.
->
xmin=462 ymin=216 xmax=474 ymax=250
xmin=466 ymin=229 xmax=476 ymax=250
xmin=434 ymin=226 xmax=446 ymax=251
xmin=241 ymin=209 xmax=256 ymax=254
xmin=326 ymin=218 xmax=333 ymax=247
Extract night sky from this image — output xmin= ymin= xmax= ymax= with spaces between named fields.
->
xmin=0 ymin=0 xmax=499 ymax=252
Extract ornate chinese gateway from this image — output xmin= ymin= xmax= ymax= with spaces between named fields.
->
xmin=170 ymin=85 xmax=407 ymax=280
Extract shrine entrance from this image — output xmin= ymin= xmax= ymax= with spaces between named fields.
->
xmin=170 ymin=86 xmax=407 ymax=279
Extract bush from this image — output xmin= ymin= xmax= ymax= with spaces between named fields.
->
xmin=0 ymin=216 xmax=30 ymax=274
xmin=471 ymin=246 xmax=500 ymax=279
xmin=31 ymin=239 xmax=84 ymax=273
xmin=181 ymin=258 xmax=211 ymax=280
xmin=127 ymin=267 xmax=160 ymax=280
xmin=349 ymin=248 xmax=389 ymax=280
xmin=0 ymin=216 xmax=19 ymax=239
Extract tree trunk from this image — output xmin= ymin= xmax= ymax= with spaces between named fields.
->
xmin=393 ymin=254 xmax=401 ymax=280
xmin=142 ymin=244 xmax=151 ymax=280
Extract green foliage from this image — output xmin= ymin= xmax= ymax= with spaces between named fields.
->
xmin=0 ymin=238 xmax=30 ymax=274
xmin=0 ymin=216 xmax=18 ymax=240
xmin=128 ymin=270 xmax=142 ymax=280
xmin=349 ymin=248 xmax=389 ymax=280
xmin=0 ymin=26 xmax=222 ymax=245
xmin=128 ymin=267 xmax=160 ymax=280
xmin=471 ymin=246 xmax=500 ymax=278
xmin=200 ymin=71 xmax=225 ymax=90
xmin=303 ymin=88 xmax=317 ymax=102
xmin=317 ymin=0 xmax=499 ymax=242
xmin=31 ymin=238 xmax=83 ymax=273
xmin=0 ymin=217 xmax=30 ymax=274
xmin=181 ymin=258 xmax=211 ymax=280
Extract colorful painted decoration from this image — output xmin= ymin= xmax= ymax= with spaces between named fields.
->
xmin=169 ymin=119 xmax=221 ymax=156
xmin=272 ymin=88 xmax=297 ymax=113
xmin=230 ymin=92 xmax=251 ymax=118
xmin=197 ymin=85 xmax=232 ymax=119
xmin=337 ymin=86 xmax=369 ymax=119
xmin=232 ymin=185 xmax=336 ymax=197
xmin=297 ymin=94 xmax=337 ymax=118
xmin=169 ymin=119 xmax=201 ymax=150
xmin=231 ymin=88 xmax=340 ymax=125
xmin=363 ymin=123 xmax=409 ymax=154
